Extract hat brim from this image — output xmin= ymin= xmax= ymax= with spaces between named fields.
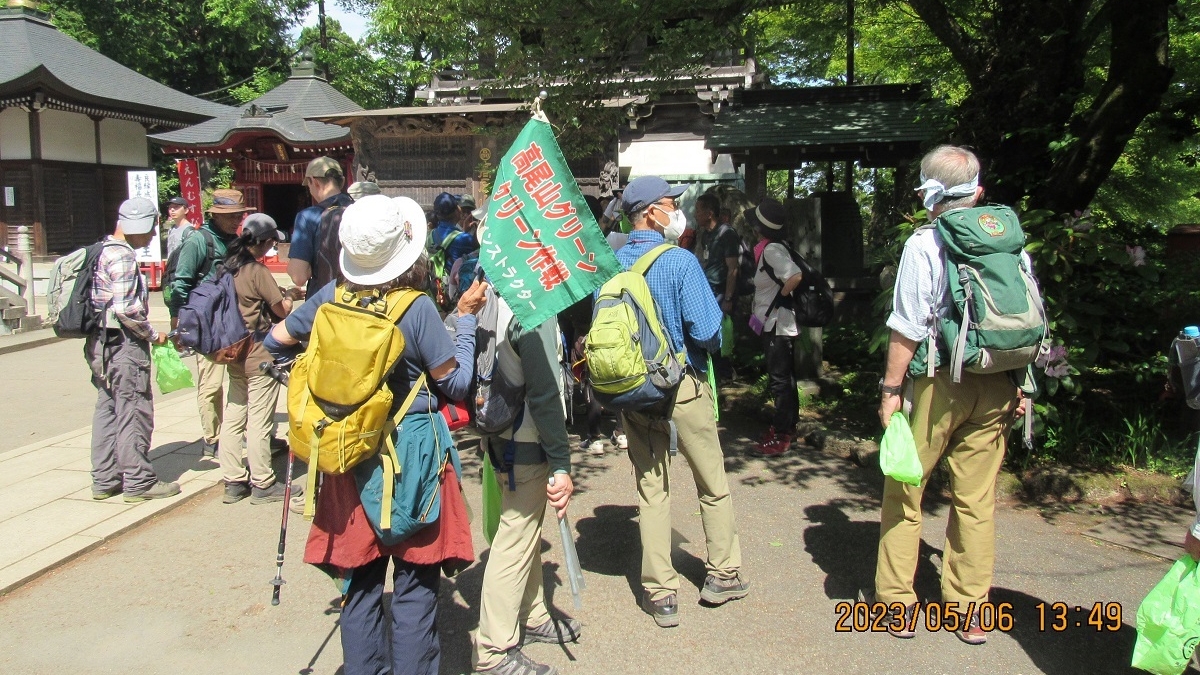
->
xmin=339 ymin=197 xmax=428 ymax=286
xmin=745 ymin=205 xmax=784 ymax=230
xmin=119 ymin=215 xmax=156 ymax=235
xmin=665 ymin=184 xmax=689 ymax=199
xmin=207 ymin=205 xmax=255 ymax=214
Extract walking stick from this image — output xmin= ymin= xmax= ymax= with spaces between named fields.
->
xmin=260 ymin=361 xmax=293 ymax=606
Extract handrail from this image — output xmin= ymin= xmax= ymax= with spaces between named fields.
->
xmin=0 ymin=246 xmax=26 ymax=297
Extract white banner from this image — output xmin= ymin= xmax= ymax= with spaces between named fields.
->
xmin=126 ymin=170 xmax=162 ymax=263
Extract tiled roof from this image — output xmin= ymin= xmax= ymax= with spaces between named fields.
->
xmin=151 ymin=71 xmax=362 ymax=147
xmin=706 ymin=84 xmax=938 ymax=152
xmin=0 ymin=8 xmax=231 ymax=123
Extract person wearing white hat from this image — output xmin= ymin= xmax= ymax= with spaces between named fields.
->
xmin=265 ymin=194 xmax=488 ymax=675
xmin=87 ymin=198 xmax=181 ymax=503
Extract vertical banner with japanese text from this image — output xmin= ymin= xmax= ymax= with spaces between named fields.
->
xmin=126 ymin=170 xmax=162 ymax=264
xmin=481 ymin=116 xmax=621 ymax=330
xmin=176 ymin=159 xmax=203 ymax=226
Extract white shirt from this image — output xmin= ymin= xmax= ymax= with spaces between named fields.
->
xmin=752 ymin=242 xmax=804 ymax=337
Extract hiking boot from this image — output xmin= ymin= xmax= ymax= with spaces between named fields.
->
xmin=475 ymin=648 xmax=558 ymax=675
xmin=91 ymin=485 xmax=122 ymax=501
xmin=611 ymin=430 xmax=628 ymax=450
xmin=223 ymin=481 xmax=251 ymax=504
xmin=123 ymin=481 xmax=181 ymax=503
xmin=955 ymin=610 xmax=988 ymax=645
xmin=522 ymin=617 xmax=582 ymax=645
xmin=270 ymin=436 xmax=289 ymax=456
xmin=201 ymin=441 xmax=218 ymax=460
xmin=700 ymin=573 xmax=751 ymax=605
xmin=250 ymin=481 xmax=301 ymax=505
xmin=641 ymin=591 xmax=679 ymax=628
xmin=585 ymin=437 xmax=606 ymax=456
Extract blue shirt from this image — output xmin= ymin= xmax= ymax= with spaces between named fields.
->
xmin=290 ymin=193 xmax=354 ymax=289
xmin=430 ymin=220 xmax=477 ymax=268
xmin=614 ymin=230 xmax=722 ymax=371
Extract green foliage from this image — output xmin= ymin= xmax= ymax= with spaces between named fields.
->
xmin=42 ymin=0 xmax=308 ymax=96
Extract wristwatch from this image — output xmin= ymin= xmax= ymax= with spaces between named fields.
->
xmin=879 ymin=379 xmax=904 ymax=396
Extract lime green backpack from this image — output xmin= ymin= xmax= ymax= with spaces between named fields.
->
xmin=585 ymin=243 xmax=685 ymax=411
xmin=910 ymin=205 xmax=1049 ymax=382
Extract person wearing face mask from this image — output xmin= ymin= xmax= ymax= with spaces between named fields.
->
xmin=609 ymin=176 xmax=750 ymax=629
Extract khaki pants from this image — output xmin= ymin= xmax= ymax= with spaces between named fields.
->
xmin=875 ymin=369 xmax=1018 ymax=607
xmin=195 ymin=355 xmax=226 ymax=445
xmin=218 ymin=361 xmax=280 ymax=488
xmin=622 ymin=374 xmax=742 ymax=601
xmin=473 ymin=459 xmax=553 ymax=671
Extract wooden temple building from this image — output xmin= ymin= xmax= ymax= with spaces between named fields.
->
xmin=152 ymin=51 xmax=362 ymax=238
xmin=0 ymin=1 xmax=231 ymax=256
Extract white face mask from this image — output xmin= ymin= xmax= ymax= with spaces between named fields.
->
xmin=655 ymin=205 xmax=687 ymax=241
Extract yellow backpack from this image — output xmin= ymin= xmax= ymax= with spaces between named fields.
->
xmin=287 ymin=286 xmax=422 ymax=518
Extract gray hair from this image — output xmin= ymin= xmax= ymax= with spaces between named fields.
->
xmin=920 ymin=145 xmax=981 ymax=210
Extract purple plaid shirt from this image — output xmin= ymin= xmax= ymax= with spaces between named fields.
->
xmin=91 ymin=237 xmax=156 ymax=341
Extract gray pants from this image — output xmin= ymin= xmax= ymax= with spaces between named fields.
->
xmin=86 ymin=330 xmax=157 ymax=493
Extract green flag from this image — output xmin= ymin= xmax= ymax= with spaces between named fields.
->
xmin=481 ymin=116 xmax=621 ymax=329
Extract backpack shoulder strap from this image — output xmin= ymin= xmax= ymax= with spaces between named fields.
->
xmin=196 ymin=228 xmax=218 ymax=279
xmin=384 ymin=289 xmax=423 ymax=324
xmin=630 ymin=243 xmax=675 ymax=276
xmin=439 ymin=229 xmax=462 ymax=251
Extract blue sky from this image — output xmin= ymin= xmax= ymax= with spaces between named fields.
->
xmin=293 ymin=3 xmax=371 ymax=42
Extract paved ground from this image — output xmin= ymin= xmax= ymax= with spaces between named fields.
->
xmin=0 ymin=328 xmax=1184 ymax=675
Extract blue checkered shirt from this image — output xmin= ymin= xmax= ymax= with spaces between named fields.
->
xmin=614 ymin=230 xmax=722 ymax=371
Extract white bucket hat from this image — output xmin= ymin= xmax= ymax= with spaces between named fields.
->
xmin=338 ymin=194 xmax=427 ymax=285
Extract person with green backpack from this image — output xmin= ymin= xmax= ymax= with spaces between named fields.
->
xmin=598 ymin=176 xmax=750 ymax=628
xmin=869 ymin=145 xmax=1041 ymax=645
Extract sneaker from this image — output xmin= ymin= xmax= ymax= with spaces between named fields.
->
xmin=757 ymin=426 xmax=776 ymax=446
xmin=123 ymin=481 xmax=181 ymax=503
xmin=641 ymin=591 xmax=679 ymax=628
xmin=223 ymin=481 xmax=251 ymax=504
xmin=611 ymin=430 xmax=628 ymax=450
xmin=699 ymin=573 xmax=751 ymax=605
xmin=269 ymin=436 xmax=289 ymax=456
xmin=586 ymin=437 xmax=606 ymax=456
xmin=522 ymin=617 xmax=582 ymax=645
xmin=250 ymin=481 xmax=301 ymax=505
xmin=201 ymin=441 xmax=218 ymax=460
xmin=475 ymin=648 xmax=558 ymax=675
xmin=859 ymin=589 xmax=918 ymax=639
xmin=955 ymin=610 xmax=988 ymax=645
xmin=91 ymin=485 xmax=122 ymax=501
xmin=751 ymin=431 xmax=791 ymax=457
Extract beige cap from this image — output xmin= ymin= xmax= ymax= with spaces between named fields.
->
xmin=303 ymin=156 xmax=343 ymax=184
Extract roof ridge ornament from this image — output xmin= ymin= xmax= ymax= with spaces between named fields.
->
xmin=291 ymin=47 xmax=326 ymax=80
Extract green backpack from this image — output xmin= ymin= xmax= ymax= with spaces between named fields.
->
xmin=427 ymin=228 xmax=460 ymax=310
xmin=585 ymin=243 xmax=685 ymax=412
xmin=910 ymin=205 xmax=1049 ymax=382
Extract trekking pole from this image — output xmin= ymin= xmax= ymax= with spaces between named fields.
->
xmin=549 ymin=475 xmax=585 ymax=609
xmin=260 ymin=361 xmax=293 ymax=606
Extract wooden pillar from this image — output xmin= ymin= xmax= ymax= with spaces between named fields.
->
xmin=787 ymin=168 xmax=796 ymax=200
xmin=743 ymin=158 xmax=767 ymax=203
xmin=28 ymin=106 xmax=45 ymax=256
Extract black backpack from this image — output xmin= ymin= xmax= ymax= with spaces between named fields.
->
xmin=54 ymin=240 xmax=120 ymax=338
xmin=716 ymin=224 xmax=756 ymax=296
xmin=311 ymin=201 xmax=348 ymax=294
xmin=162 ymin=227 xmax=217 ymax=301
xmin=762 ymin=244 xmax=835 ymax=327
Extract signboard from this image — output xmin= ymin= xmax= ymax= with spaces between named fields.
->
xmin=126 ymin=170 xmax=162 ymax=263
xmin=480 ymin=116 xmax=621 ymax=330
xmin=175 ymin=159 xmax=203 ymax=225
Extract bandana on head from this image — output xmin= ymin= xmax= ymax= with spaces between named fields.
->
xmin=914 ymin=173 xmax=979 ymax=212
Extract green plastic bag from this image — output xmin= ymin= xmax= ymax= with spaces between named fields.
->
xmin=1132 ymin=556 xmax=1200 ymax=675
xmin=482 ymin=459 xmax=502 ymax=544
xmin=879 ymin=412 xmax=923 ymax=486
xmin=720 ymin=314 xmax=734 ymax=358
xmin=151 ymin=343 xmax=194 ymax=395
